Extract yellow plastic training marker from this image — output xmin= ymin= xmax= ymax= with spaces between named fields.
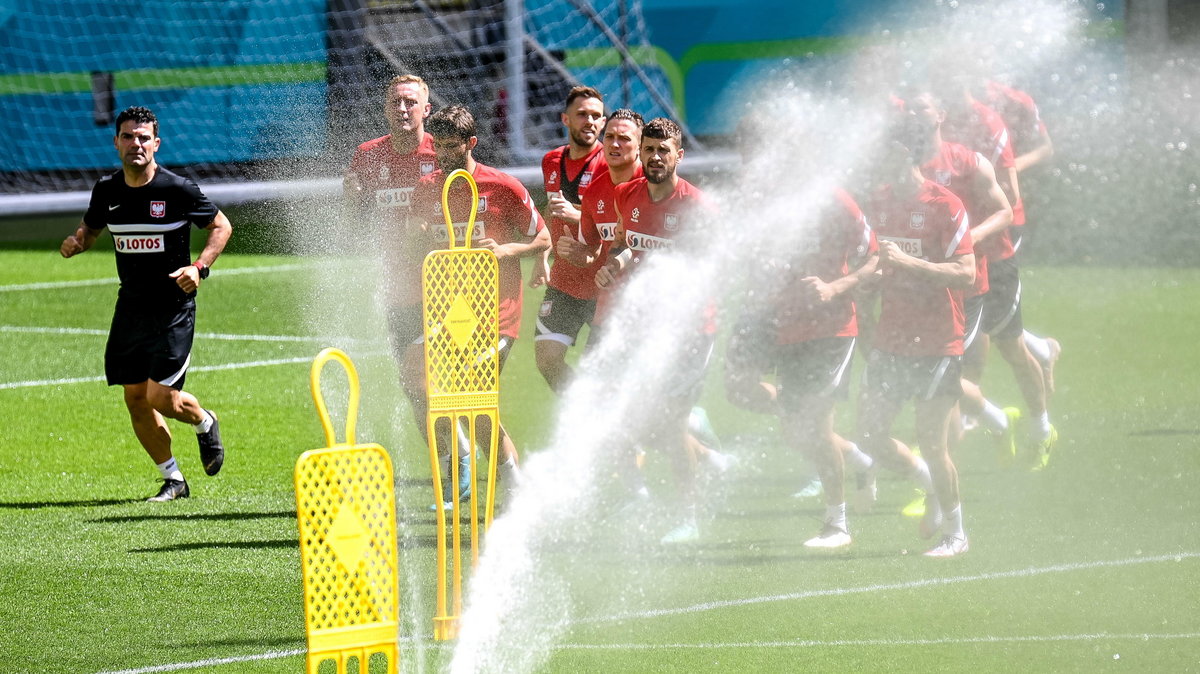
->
xmin=295 ymin=347 xmax=399 ymax=673
xmin=422 ymin=168 xmax=501 ymax=641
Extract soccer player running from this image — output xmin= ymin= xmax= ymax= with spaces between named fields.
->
xmin=906 ymin=90 xmax=1024 ymax=462
xmin=344 ymin=75 xmax=440 ymax=452
xmin=593 ymin=118 xmax=716 ymax=544
xmin=60 ymin=106 xmax=231 ymax=502
xmin=859 ymin=124 xmax=976 ymax=557
xmin=532 ymin=86 xmax=607 ymax=392
xmin=931 ymin=83 xmax=1057 ymax=467
xmin=767 ymin=189 xmax=880 ymax=549
xmin=410 ymin=105 xmax=550 ymax=497
xmin=984 ymin=78 xmax=1062 ymax=397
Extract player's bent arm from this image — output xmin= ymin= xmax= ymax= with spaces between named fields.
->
xmin=882 ymin=240 xmax=974 ymax=290
xmin=1014 ymin=129 xmax=1053 ymax=173
xmin=195 ymin=210 xmax=233 ymax=268
xmin=60 ymin=220 xmax=100 ymax=258
xmin=493 ymin=227 xmax=551 ymax=260
xmin=969 ymin=157 xmax=1013 ymax=245
xmin=829 ymin=252 xmax=880 ymax=297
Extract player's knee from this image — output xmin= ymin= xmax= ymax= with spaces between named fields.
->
xmin=146 ymin=386 xmax=183 ymax=416
xmin=122 ymin=385 xmax=151 ymax=412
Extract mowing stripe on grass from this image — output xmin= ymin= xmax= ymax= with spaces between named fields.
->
xmin=0 ymin=356 xmax=314 ymax=390
xmin=0 ymin=262 xmax=315 ymax=292
xmin=581 ymin=551 xmax=1200 ymax=624
xmin=0 ymin=325 xmax=370 ymax=344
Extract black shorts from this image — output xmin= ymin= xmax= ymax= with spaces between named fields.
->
xmin=862 ymin=349 xmax=963 ymax=403
xmin=105 ymin=297 xmax=195 ymax=390
xmin=392 ymin=305 xmax=514 ymax=372
xmin=963 ymin=294 xmax=986 ymax=351
xmin=535 ymin=286 xmax=596 ymax=346
xmin=725 ymin=310 xmax=776 ymax=379
xmin=777 ymin=337 xmax=856 ymax=406
xmin=981 ymin=256 xmax=1023 ymax=340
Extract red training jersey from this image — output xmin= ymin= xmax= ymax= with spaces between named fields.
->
xmin=346 ymin=133 xmax=438 ymax=307
xmin=542 ymin=144 xmax=606 ymax=299
xmin=582 ymin=164 xmax=644 ymax=325
xmin=411 ymin=163 xmax=545 ymax=339
xmin=772 ymin=189 xmax=876 ymax=345
xmin=922 ymin=141 xmax=1006 ymax=295
xmin=943 ymin=100 xmax=1024 ymax=227
xmin=868 ymin=180 xmax=974 ymax=357
xmin=986 ymin=81 xmax=1048 ymax=226
xmin=608 ymin=176 xmax=717 ymax=334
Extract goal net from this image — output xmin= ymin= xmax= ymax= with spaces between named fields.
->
xmin=0 ymin=0 xmax=688 ymax=212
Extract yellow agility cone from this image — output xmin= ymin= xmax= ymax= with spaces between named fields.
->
xmin=295 ymin=348 xmax=399 ymax=673
xmin=422 ymin=168 xmax=501 ymax=640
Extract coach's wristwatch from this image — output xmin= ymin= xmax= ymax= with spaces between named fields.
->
xmin=193 ymin=261 xmax=210 ymax=280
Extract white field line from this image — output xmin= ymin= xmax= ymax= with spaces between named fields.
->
xmin=578 ymin=551 xmax=1200 ymax=624
xmin=0 ymin=262 xmax=316 ymax=292
xmin=96 ymin=649 xmax=306 ymax=674
xmin=557 ymin=632 xmax=1200 ymax=649
xmin=92 ymin=552 xmax=1200 ymax=674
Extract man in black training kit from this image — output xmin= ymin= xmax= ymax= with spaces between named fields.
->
xmin=60 ymin=106 xmax=233 ymax=502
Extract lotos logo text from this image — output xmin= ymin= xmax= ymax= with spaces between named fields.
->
xmin=375 ymin=187 xmax=414 ymax=208
xmin=879 ymin=235 xmax=924 ymax=258
xmin=597 ymin=222 xmax=617 ymax=242
xmin=626 ymin=231 xmax=673 ymax=251
xmin=113 ymin=234 xmax=165 ymax=253
xmin=150 ymin=201 xmax=166 ymax=218
xmin=432 ymin=222 xmax=488 ymax=242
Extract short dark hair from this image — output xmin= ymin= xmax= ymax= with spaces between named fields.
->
xmin=642 ymin=117 xmax=682 ymax=147
xmin=605 ymin=108 xmax=644 ymax=131
xmin=115 ymin=106 xmax=158 ymax=137
xmin=564 ymin=85 xmax=604 ymax=111
xmin=426 ymin=105 xmax=476 ymax=141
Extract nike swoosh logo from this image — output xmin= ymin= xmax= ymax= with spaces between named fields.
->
xmin=108 ymin=204 xmax=120 ymax=211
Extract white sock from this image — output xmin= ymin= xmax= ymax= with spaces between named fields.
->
xmin=156 ymin=457 xmax=184 ymax=482
xmin=499 ymin=457 xmax=522 ymax=488
xmin=843 ymin=442 xmax=874 ymax=473
xmin=945 ymin=504 xmax=965 ymax=538
xmin=911 ymin=456 xmax=934 ymax=493
xmin=982 ymin=401 xmax=1009 ymax=434
xmin=1024 ymin=331 xmax=1051 ymax=363
xmin=456 ymin=423 xmax=472 ymax=458
xmin=1034 ymin=411 xmax=1052 ymax=442
xmin=825 ymin=502 xmax=848 ymax=532
xmin=193 ymin=410 xmax=213 ymax=434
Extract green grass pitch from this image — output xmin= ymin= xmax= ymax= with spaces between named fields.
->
xmin=0 ymin=234 xmax=1198 ymax=673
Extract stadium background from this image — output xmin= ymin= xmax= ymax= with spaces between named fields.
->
xmin=0 ymin=0 xmax=1195 ymax=265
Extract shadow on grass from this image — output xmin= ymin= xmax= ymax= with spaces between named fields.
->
xmin=90 ymin=510 xmax=297 ymax=524
xmin=130 ymin=539 xmax=297 ymax=553
xmin=1129 ymin=428 xmax=1200 ymax=437
xmin=173 ymin=635 xmax=304 ymax=650
xmin=0 ymin=498 xmax=143 ymax=509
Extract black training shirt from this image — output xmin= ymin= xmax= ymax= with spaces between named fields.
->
xmin=83 ymin=167 xmax=218 ymax=301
